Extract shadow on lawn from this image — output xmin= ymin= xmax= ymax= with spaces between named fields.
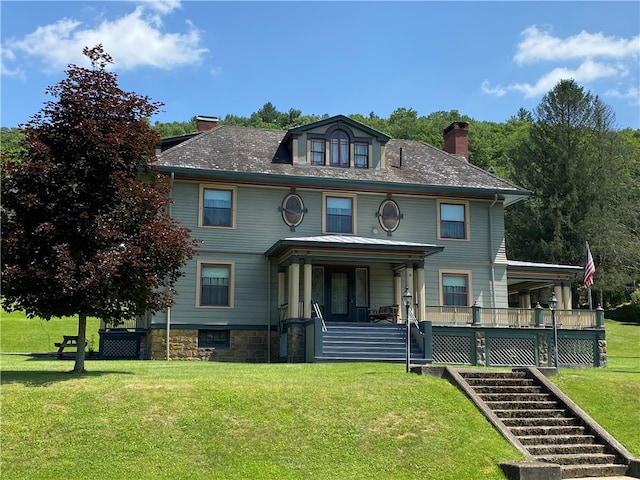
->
xmin=1 ymin=369 xmax=136 ymax=386
xmin=1 ymin=355 xmax=135 ymax=386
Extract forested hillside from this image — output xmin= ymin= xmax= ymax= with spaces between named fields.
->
xmin=3 ymin=83 xmax=639 ymax=303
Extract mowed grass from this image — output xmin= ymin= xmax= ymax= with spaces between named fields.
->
xmin=0 ymin=310 xmax=101 ymax=353
xmin=551 ymin=319 xmax=640 ymax=456
xmin=1 ymin=314 xmax=638 ymax=480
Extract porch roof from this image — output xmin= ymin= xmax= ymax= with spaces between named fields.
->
xmin=507 ymin=260 xmax=583 ymax=292
xmin=265 ymin=235 xmax=444 ymax=264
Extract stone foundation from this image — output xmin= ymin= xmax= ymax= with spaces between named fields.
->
xmin=286 ymin=321 xmax=306 ymax=363
xmin=149 ymin=328 xmax=280 ymax=362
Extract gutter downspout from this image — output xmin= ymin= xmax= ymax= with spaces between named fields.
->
xmin=489 ymin=194 xmax=498 ymax=313
xmin=166 ymin=171 xmax=175 ymax=361
xmin=267 ymin=259 xmax=271 ymax=363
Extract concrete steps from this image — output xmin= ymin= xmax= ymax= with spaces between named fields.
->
xmin=315 ymin=322 xmax=424 ymax=362
xmin=457 ymin=370 xmax=630 ymax=479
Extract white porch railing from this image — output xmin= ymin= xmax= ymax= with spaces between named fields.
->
xmin=425 ymin=306 xmax=473 ymax=326
xmin=425 ymin=306 xmax=598 ymax=329
xmin=540 ymin=309 xmax=599 ymax=329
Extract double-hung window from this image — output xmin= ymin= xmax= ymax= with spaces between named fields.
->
xmin=198 ymin=262 xmax=233 ymax=307
xmin=439 ymin=201 xmax=468 ymax=240
xmin=201 ymin=186 xmax=235 ymax=227
xmin=441 ymin=273 xmax=470 ymax=307
xmin=324 ymin=194 xmax=355 ymax=234
xmin=354 ymin=142 xmax=368 ymax=168
xmin=311 ymin=139 xmax=326 ymax=165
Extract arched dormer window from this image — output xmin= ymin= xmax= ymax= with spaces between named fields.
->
xmin=330 ymin=130 xmax=349 ymax=167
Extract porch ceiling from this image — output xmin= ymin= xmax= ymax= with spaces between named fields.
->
xmin=507 ymin=260 xmax=583 ymax=294
xmin=265 ymin=235 xmax=444 ymax=265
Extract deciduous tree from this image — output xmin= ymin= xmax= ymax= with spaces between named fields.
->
xmin=1 ymin=45 xmax=197 ymax=372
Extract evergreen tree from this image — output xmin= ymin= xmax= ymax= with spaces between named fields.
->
xmin=506 ymin=79 xmax=639 ymax=293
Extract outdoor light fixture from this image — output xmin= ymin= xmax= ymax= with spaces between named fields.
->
xmin=402 ymin=287 xmax=413 ymax=373
xmin=549 ymin=292 xmax=559 ymax=369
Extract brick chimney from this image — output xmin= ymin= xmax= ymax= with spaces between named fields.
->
xmin=443 ymin=121 xmax=469 ymax=160
xmin=196 ymin=115 xmax=219 ymax=132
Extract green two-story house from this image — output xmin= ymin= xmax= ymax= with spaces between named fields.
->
xmin=139 ymin=115 xmax=595 ymax=365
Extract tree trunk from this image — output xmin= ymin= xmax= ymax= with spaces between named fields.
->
xmin=72 ymin=313 xmax=87 ymax=373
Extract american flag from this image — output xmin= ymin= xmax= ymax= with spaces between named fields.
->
xmin=584 ymin=242 xmax=595 ymax=288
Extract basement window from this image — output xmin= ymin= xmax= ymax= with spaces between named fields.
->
xmin=198 ymin=330 xmax=230 ymax=349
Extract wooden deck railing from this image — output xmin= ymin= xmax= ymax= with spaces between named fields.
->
xmin=425 ymin=306 xmax=598 ymax=329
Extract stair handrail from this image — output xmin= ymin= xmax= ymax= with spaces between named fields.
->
xmin=408 ymin=306 xmax=424 ymax=336
xmin=313 ymin=302 xmax=328 ymax=333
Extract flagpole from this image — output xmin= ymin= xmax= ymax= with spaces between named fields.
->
xmin=587 ymin=287 xmax=593 ymax=311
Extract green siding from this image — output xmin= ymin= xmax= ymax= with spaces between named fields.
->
xmin=159 ymin=180 xmax=511 ymax=328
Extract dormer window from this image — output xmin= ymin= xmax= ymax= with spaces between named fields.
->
xmin=354 ymin=142 xmax=369 ymax=168
xmin=307 ymin=126 xmax=372 ymax=169
xmin=311 ymin=139 xmax=325 ymax=165
xmin=330 ymin=130 xmax=349 ymax=167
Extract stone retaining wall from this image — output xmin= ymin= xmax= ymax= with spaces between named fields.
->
xmin=149 ymin=328 xmax=280 ymax=362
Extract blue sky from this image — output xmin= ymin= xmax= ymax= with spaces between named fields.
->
xmin=2 ymin=1 xmax=639 ymax=129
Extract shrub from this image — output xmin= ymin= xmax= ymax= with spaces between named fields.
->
xmin=606 ymin=302 xmax=640 ymax=324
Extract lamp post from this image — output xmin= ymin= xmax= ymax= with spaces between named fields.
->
xmin=403 ymin=287 xmax=413 ymax=373
xmin=549 ymin=292 xmax=559 ymax=368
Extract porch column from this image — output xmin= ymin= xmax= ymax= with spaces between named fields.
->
xmin=394 ymin=270 xmax=402 ymax=317
xmin=519 ymin=290 xmax=531 ymax=309
xmin=562 ymin=281 xmax=572 ymax=310
xmin=288 ymin=257 xmax=300 ymax=319
xmin=303 ymin=257 xmax=312 ymax=319
xmin=415 ymin=261 xmax=426 ymax=321
xmin=554 ymin=283 xmax=563 ymax=311
xmin=405 ymin=262 xmax=414 ymax=320
xmin=278 ymin=267 xmax=286 ymax=308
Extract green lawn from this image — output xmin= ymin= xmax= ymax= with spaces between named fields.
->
xmin=1 ymin=314 xmax=638 ymax=480
xmin=551 ymin=319 xmax=640 ymax=456
xmin=0 ymin=310 xmax=101 ymax=353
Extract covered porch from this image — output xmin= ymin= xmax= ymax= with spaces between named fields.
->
xmin=265 ymin=235 xmax=444 ymax=326
xmin=265 ymin=237 xmax=603 ymax=367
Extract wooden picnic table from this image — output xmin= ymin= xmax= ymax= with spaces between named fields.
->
xmin=54 ymin=335 xmax=86 ymax=359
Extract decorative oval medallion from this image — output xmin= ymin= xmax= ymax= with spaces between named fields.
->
xmin=378 ymin=199 xmax=401 ymax=233
xmin=281 ymin=193 xmax=305 ymax=228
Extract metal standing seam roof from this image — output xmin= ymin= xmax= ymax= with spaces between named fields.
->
xmin=156 ymin=120 xmax=530 ymax=203
xmin=507 ymin=260 xmax=584 ymax=273
xmin=264 ymin=235 xmax=445 ymax=258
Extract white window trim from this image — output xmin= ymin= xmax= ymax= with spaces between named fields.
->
xmin=322 ymin=192 xmax=357 ymax=235
xmin=198 ymin=184 xmax=237 ymax=229
xmin=196 ymin=260 xmax=235 ymax=309
xmin=438 ymin=269 xmax=473 ymax=307
xmin=437 ymin=199 xmax=470 ymax=241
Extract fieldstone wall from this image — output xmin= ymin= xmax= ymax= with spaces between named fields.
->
xmin=597 ymin=333 xmax=607 ymax=367
xmin=286 ymin=322 xmax=306 ymax=363
xmin=537 ymin=333 xmax=549 ymax=366
xmin=149 ymin=328 xmax=280 ymax=362
xmin=475 ymin=331 xmax=486 ymax=366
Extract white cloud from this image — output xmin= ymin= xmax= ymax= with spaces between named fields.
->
xmin=482 ymin=25 xmax=639 ymax=105
xmin=511 ymin=60 xmax=624 ymax=98
xmin=480 ymin=80 xmax=506 ymax=97
xmin=0 ymin=45 xmax=25 ymax=78
xmin=606 ymin=86 xmax=640 ymax=106
xmin=1 ymin=1 xmax=207 ymax=76
xmin=515 ymin=25 xmax=640 ymax=64
xmin=482 ymin=60 xmax=626 ymax=99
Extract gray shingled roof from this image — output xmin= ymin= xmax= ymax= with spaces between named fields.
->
xmin=156 ymin=123 xmax=529 ymax=203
